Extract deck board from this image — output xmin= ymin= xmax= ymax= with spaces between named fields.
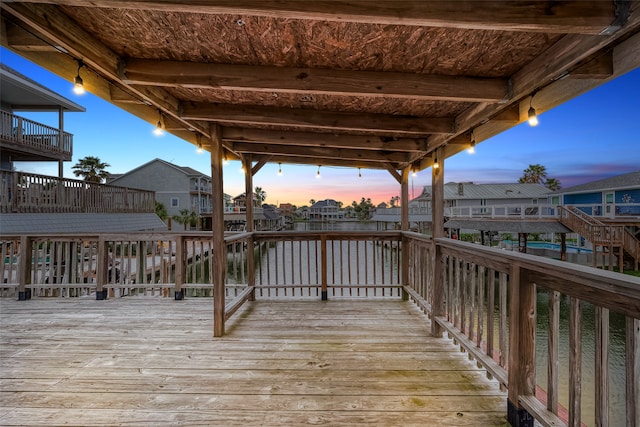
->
xmin=0 ymin=297 xmax=508 ymax=426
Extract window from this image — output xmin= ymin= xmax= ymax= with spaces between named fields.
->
xmin=171 ymin=198 xmax=179 ymax=207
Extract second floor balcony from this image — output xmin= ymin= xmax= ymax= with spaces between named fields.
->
xmin=1 ymin=111 xmax=73 ymax=162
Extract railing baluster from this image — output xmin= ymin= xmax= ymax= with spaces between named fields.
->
xmin=569 ymin=297 xmax=583 ymax=427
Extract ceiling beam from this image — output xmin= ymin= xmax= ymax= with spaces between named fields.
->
xmin=229 ymin=142 xmax=412 ymax=164
xmin=221 ymin=128 xmax=429 ymax=152
xmin=7 ymin=1 xmax=621 ymax=34
xmin=250 ymin=155 xmax=400 ymax=170
xmin=182 ymin=103 xmax=452 ymax=136
xmin=124 ymin=59 xmax=507 ymax=103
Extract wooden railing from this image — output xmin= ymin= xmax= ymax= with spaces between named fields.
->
xmin=0 ymin=170 xmax=155 ymax=213
xmin=1 ymin=230 xmax=638 ymax=426
xmin=404 ymin=234 xmax=640 ymax=427
xmin=0 ymin=111 xmax=73 ymax=160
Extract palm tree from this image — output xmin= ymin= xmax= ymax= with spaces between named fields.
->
xmin=155 ymin=201 xmax=168 ymax=221
xmin=172 ymin=209 xmax=197 ymax=230
xmin=309 ymin=199 xmax=316 ymax=206
xmin=72 ymin=156 xmax=111 ymax=183
xmin=254 ymin=187 xmax=266 ymax=206
xmin=545 ymin=178 xmax=561 ymax=191
xmin=519 ymin=164 xmax=547 ymax=184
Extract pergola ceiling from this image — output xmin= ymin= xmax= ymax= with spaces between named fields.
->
xmin=2 ymin=1 xmax=639 ymax=175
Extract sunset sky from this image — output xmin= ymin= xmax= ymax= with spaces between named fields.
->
xmin=3 ymin=47 xmax=639 ymax=208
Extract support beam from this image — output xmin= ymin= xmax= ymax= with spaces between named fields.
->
xmin=210 ymin=124 xmax=226 ymax=337
xmin=14 ymin=1 xmax=620 ymax=34
xmin=230 ymin=141 xmax=412 ymax=164
xmin=222 ymin=128 xmax=429 ymax=152
xmin=182 ymin=103 xmax=452 ymax=136
xmin=430 ymin=147 xmax=445 ymax=337
xmin=400 ymin=167 xmax=410 ymax=232
xmin=243 ymin=154 xmax=255 ymax=233
xmin=126 ymin=59 xmax=507 ymax=102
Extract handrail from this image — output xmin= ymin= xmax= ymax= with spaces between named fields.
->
xmin=0 ymin=111 xmax=73 ymax=158
xmin=404 ymin=235 xmax=640 ymax=427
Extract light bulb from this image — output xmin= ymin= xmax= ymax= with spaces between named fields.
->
xmin=528 ymin=106 xmax=539 ymax=126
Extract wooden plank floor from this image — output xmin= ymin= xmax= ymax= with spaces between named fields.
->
xmin=0 ymin=297 xmax=508 ymax=426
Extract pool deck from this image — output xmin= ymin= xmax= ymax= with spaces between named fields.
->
xmin=0 ymin=297 xmax=508 ymax=426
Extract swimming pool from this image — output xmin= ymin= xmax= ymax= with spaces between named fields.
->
xmin=503 ymin=241 xmax=592 ymax=253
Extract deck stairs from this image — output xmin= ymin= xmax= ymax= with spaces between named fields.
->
xmin=558 ymin=206 xmax=639 ymax=270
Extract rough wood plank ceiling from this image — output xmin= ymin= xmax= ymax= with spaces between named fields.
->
xmin=1 ymin=1 xmax=639 ymax=172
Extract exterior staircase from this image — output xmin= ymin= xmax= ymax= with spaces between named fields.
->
xmin=558 ymin=206 xmax=640 ymax=271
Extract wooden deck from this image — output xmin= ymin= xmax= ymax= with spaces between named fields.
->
xmin=0 ymin=297 xmax=508 ymax=426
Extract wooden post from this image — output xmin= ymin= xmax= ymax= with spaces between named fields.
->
xmin=560 ymin=233 xmax=567 ymax=261
xmin=210 ymin=125 xmax=227 ymax=337
xmin=243 ymin=154 xmax=254 ymax=233
xmin=400 ymin=167 xmax=410 ymax=300
xmin=507 ymin=267 xmax=535 ymax=427
xmin=321 ymin=234 xmax=328 ymax=300
xmin=242 ymin=155 xmax=257 ymax=300
xmin=431 ymin=148 xmax=445 ymax=337
xmin=174 ymin=235 xmax=185 ymax=300
xmin=627 ymin=317 xmax=639 ymax=427
xmin=17 ymin=236 xmax=32 ymax=300
xmin=96 ymin=237 xmax=108 ymax=300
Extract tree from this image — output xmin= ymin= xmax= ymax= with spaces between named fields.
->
xmin=254 ymin=187 xmax=266 ymax=206
xmin=155 ymin=201 xmax=168 ymax=221
xmin=545 ymin=178 xmax=561 ymax=191
xmin=72 ymin=156 xmax=111 ymax=183
xmin=519 ymin=164 xmax=561 ymax=190
xmin=309 ymin=199 xmax=316 ymax=206
xmin=351 ymin=197 xmax=375 ymax=220
xmin=172 ymin=209 xmax=197 ymax=230
xmin=389 ymin=196 xmax=400 ymax=207
xmin=519 ymin=164 xmax=547 ymax=184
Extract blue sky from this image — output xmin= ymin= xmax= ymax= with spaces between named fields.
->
xmin=2 ymin=47 xmax=638 ymax=207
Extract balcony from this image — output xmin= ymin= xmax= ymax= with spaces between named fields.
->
xmin=0 ymin=111 xmax=73 ymax=162
xmin=1 ymin=230 xmax=638 ymax=426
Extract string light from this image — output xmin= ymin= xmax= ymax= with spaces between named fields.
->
xmin=528 ymin=90 xmax=539 ymax=126
xmin=358 ymin=167 xmax=362 ymax=178
xmin=467 ymin=130 xmax=476 ymax=154
xmin=153 ymin=110 xmax=164 ymax=136
xmin=196 ymin=134 xmax=203 ymax=154
xmin=433 ymin=157 xmax=440 ymax=169
xmin=316 ymin=165 xmax=321 ymax=178
xmin=73 ymin=60 xmax=85 ymax=95
xmin=278 ymin=163 xmax=282 ymax=176
xmin=223 ymin=153 xmax=229 ymax=165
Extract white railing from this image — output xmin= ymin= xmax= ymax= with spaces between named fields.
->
xmin=446 ymin=203 xmax=640 ymax=220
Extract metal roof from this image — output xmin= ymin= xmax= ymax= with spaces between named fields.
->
xmin=549 ymin=170 xmax=640 ymax=195
xmin=417 ymin=182 xmax=550 ymax=201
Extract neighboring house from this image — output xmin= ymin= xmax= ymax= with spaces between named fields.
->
xmin=0 ymin=65 xmax=164 ymax=233
xmin=107 ymin=158 xmax=228 ymax=230
xmin=1 ymin=64 xmax=82 ymax=174
xmin=413 ymin=182 xmax=550 ymax=213
xmin=548 ymin=171 xmax=640 ymax=219
xmin=309 ymin=199 xmax=342 ymax=221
